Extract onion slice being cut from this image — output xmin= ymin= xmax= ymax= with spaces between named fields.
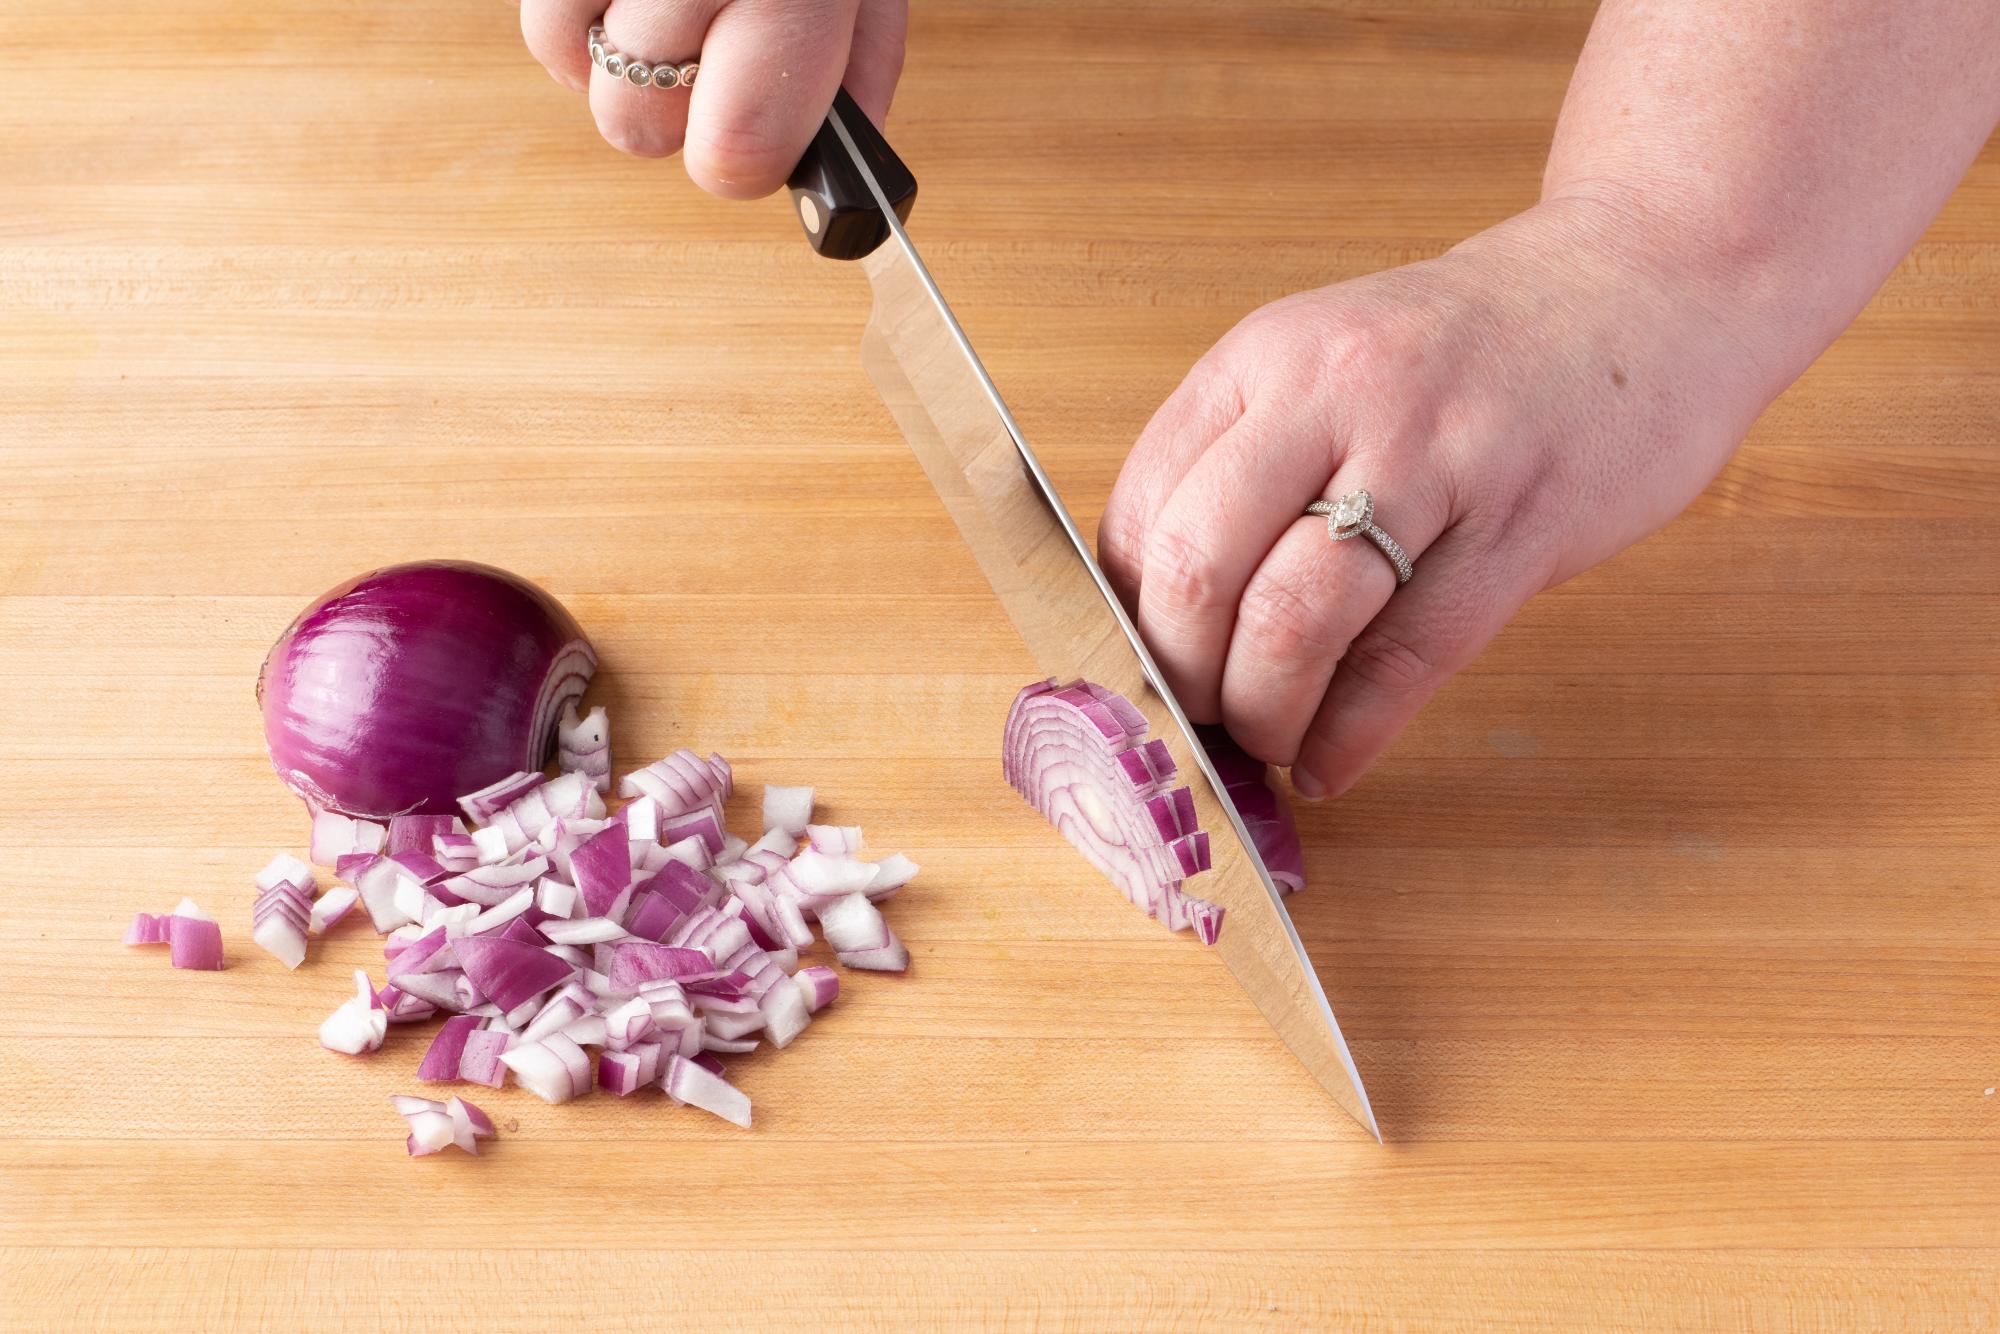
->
xmin=1003 ymin=678 xmax=1223 ymax=943
xmin=1197 ymin=725 xmax=1306 ymax=895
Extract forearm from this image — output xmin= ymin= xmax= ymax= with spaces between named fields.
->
xmin=1538 ymin=0 xmax=2000 ymax=403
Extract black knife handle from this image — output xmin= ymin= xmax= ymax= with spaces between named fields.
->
xmin=786 ymin=88 xmax=917 ymax=261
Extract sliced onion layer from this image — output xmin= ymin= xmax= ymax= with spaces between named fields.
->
xmin=1004 ymin=678 xmax=1223 ymax=942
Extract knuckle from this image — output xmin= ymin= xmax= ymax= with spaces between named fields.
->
xmin=1238 ymin=568 xmax=1344 ymax=668
xmin=1097 ymin=515 xmax=1144 ymax=593
xmin=1143 ymin=526 xmax=1228 ymax=625
xmin=1340 ymin=624 xmax=1442 ymax=696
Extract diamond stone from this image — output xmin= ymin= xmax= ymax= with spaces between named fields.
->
xmin=1331 ymin=490 xmax=1372 ymax=531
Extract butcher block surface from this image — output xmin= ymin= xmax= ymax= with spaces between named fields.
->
xmin=2 ymin=1 xmax=1997 ymax=1327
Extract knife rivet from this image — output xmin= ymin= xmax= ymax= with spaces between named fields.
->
xmin=798 ymin=194 xmax=822 ymax=235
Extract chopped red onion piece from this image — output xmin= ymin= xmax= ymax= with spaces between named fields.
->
xmin=390 ymin=1093 xmax=446 ymax=1117
xmin=386 ymin=925 xmax=450 ymax=978
xmin=806 ymin=825 xmax=863 ymax=856
xmin=602 ymin=996 xmax=655 ymax=1049
xmin=458 ymin=1029 xmax=509 ymax=1087
xmin=123 ymin=912 xmax=169 ymax=946
xmin=620 ymin=794 xmax=662 ymax=844
xmin=496 ymin=1038 xmax=570 ymax=1103
xmin=391 ymin=874 xmax=431 ymax=927
xmin=542 ymin=917 xmax=629 ymax=946
xmin=818 ymin=894 xmax=891 ymax=954
xmin=309 ymin=886 xmax=360 ymax=933
xmin=459 ymin=771 xmax=545 ymax=825
xmin=702 ymin=1006 xmax=766 ymax=1040
xmin=535 ymin=877 xmax=578 ymax=919
xmin=792 ymin=965 xmax=840 ymax=1013
xmin=646 ymin=860 xmax=722 ymax=915
xmin=835 ymin=940 xmax=911 ymax=972
xmin=558 ymin=703 xmax=611 ymax=793
xmin=464 ymin=887 xmax=534 ymax=935
xmin=662 ymin=807 xmax=725 ymax=857
xmin=664 ymin=1055 xmax=751 ymax=1128
xmin=1004 ymin=677 xmax=1224 ymax=942
xmin=521 ymin=984 xmax=593 ymax=1044
xmin=659 ymin=835 xmax=712 ymax=871
xmin=321 ymin=969 xmax=389 ymax=1053
xmin=377 ymin=986 xmax=439 ymax=1024
xmin=251 ymin=912 xmax=307 ymax=970
xmin=762 ymin=785 xmax=813 ymax=836
xmin=761 ymin=980 xmax=811 ymax=1048
xmin=256 ymin=853 xmax=316 ymax=893
xmin=309 ymin=810 xmax=388 ymax=867
xmin=418 ymin=1015 xmax=481 ymax=1081
xmin=570 ymin=825 xmax=633 ymax=918
xmin=450 ymin=1095 xmax=496 ymax=1138
xmin=607 ymin=942 xmax=713 ymax=992
xmin=543 ymin=943 xmax=591 ymax=969
xmin=471 ymin=824 xmax=513 ymax=864
xmin=343 ymin=855 xmax=413 ymax=933
xmin=403 ymin=1107 xmax=458 ymax=1156
xmin=561 ymin=1013 xmax=608 ymax=1046
xmin=598 ymin=1049 xmax=648 ymax=1095
xmin=786 ymin=850 xmax=877 ymax=897
xmin=454 ymin=935 xmax=575 ymax=1013
xmin=619 ymin=749 xmax=727 ymax=820
xmin=622 ymin=889 xmax=682 ymax=942
xmin=390 ymin=969 xmax=468 ymax=1011
xmin=433 ymin=831 xmax=480 ymax=872
xmin=168 ymin=913 xmax=225 ymax=970
xmin=866 ymin=852 xmax=920 ymax=896
xmin=388 ymin=850 xmax=448 ymax=885
xmin=497 ymin=917 xmax=551 ymax=948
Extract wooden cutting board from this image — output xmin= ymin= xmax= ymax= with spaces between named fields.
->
xmin=3 ymin=1 xmax=1996 ymax=1327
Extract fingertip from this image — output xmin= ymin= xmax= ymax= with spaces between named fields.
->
xmin=1288 ymin=767 xmax=1327 ymax=803
xmin=520 ymin=0 xmax=597 ymax=93
xmin=682 ymin=128 xmax=793 ymax=198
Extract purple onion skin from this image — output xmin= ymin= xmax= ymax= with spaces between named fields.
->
xmin=259 ymin=561 xmax=596 ymax=819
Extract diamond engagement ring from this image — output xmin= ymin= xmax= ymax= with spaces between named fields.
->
xmin=1305 ymin=490 xmax=1414 ymax=584
xmin=588 ymin=25 xmax=699 ymax=88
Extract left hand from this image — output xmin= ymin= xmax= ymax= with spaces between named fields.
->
xmin=1097 ymin=195 xmax=1774 ymax=799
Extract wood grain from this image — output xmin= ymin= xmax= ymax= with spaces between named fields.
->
xmin=2 ymin=0 xmax=1996 ymax=1328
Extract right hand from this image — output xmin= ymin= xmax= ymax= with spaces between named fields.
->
xmin=518 ymin=0 xmax=907 ymax=198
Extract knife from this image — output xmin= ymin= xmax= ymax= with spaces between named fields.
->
xmin=786 ymin=91 xmax=1378 ymax=1139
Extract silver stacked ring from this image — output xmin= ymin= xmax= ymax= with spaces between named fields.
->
xmin=1305 ymin=489 xmax=1415 ymax=584
xmin=589 ymin=25 xmax=699 ymax=88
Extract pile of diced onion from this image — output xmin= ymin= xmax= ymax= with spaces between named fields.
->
xmin=126 ymin=706 xmax=916 ymax=1145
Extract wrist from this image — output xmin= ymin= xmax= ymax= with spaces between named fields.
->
xmin=1448 ymin=191 xmax=1788 ymax=431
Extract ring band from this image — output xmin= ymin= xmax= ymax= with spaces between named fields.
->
xmin=1305 ymin=490 xmax=1414 ymax=583
xmin=588 ymin=25 xmax=698 ymax=88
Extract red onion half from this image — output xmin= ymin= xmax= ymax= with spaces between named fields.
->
xmin=258 ymin=561 xmax=597 ymax=818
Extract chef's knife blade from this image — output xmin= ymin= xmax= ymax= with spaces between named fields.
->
xmin=787 ymin=92 xmax=1377 ymax=1139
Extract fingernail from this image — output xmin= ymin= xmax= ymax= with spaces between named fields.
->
xmin=1290 ymin=768 xmax=1326 ymax=803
